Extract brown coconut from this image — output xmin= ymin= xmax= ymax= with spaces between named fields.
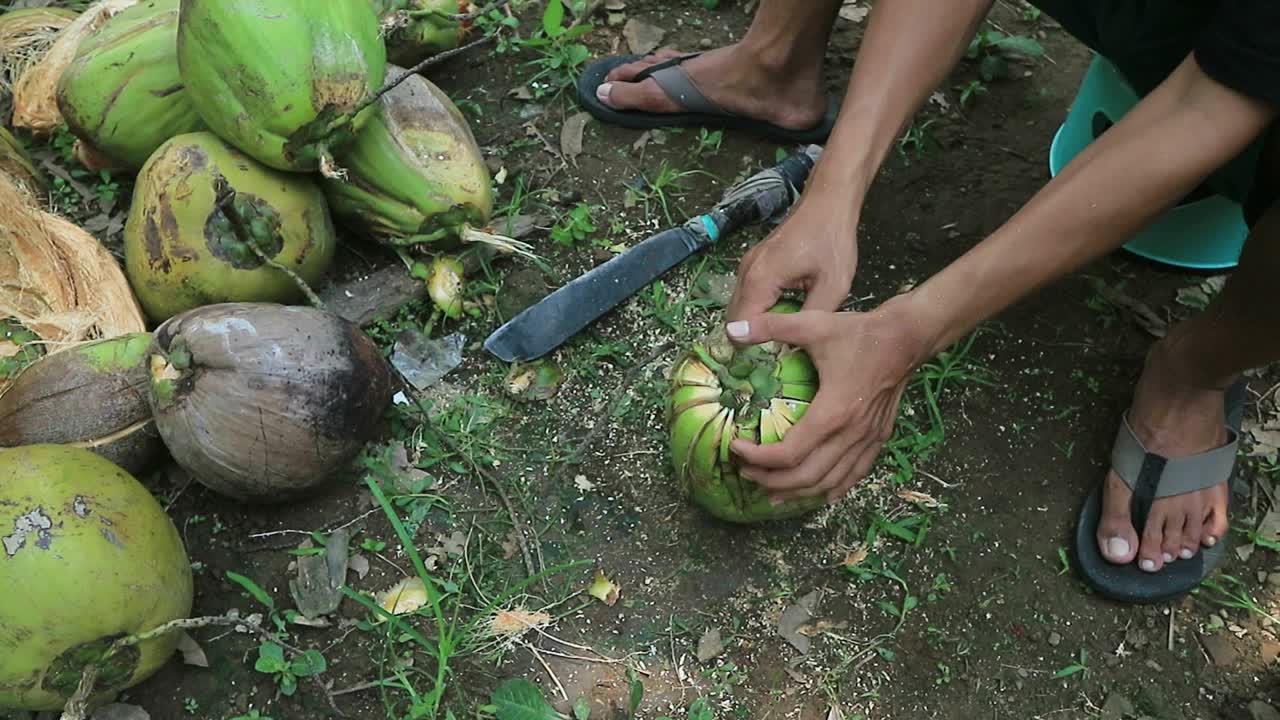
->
xmin=11 ymin=0 xmax=139 ymax=133
xmin=0 ymin=332 xmax=162 ymax=475
xmin=0 ymin=7 xmax=77 ymax=97
xmin=0 ymin=170 xmax=146 ymax=344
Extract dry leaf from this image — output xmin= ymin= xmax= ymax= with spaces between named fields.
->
xmin=175 ymin=631 xmax=207 ymax=668
xmin=896 ymin=489 xmax=940 ymax=508
xmin=487 ymin=608 xmax=552 ymax=639
xmin=841 ymin=545 xmax=869 ymax=568
xmin=588 ymin=570 xmax=620 ymax=606
xmin=348 ymin=553 xmax=371 ymax=580
xmin=631 ymin=130 xmax=652 ymax=153
xmin=696 ymin=627 xmax=726 ymax=663
xmin=560 ymin=112 xmax=590 ymax=165
xmin=622 ymin=18 xmax=665 ymax=55
xmin=574 ymin=475 xmax=596 ymax=492
xmin=439 ymin=530 xmax=466 ymax=556
xmin=1247 ymin=426 xmax=1280 ymax=457
xmin=507 ymin=85 xmax=534 ymax=100
xmin=375 ymin=577 xmax=429 ymax=617
xmin=826 ymin=704 xmax=846 ymax=720
xmin=1096 ymin=286 xmax=1167 ymax=338
xmin=778 ymin=590 xmax=821 ymax=654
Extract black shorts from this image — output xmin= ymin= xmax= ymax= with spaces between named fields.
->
xmin=1030 ymin=0 xmax=1278 ymax=226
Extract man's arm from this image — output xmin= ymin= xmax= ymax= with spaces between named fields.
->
xmin=904 ymin=54 xmax=1277 ymax=358
xmin=727 ymin=0 xmax=995 ymax=318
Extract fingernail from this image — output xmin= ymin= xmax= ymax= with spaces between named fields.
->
xmin=596 ymin=82 xmax=613 ymax=104
xmin=1205 ymin=535 xmax=1218 ymax=547
xmin=1140 ymin=559 xmax=1156 ymax=572
xmin=1106 ymin=537 xmax=1130 ymax=558
xmin=726 ymin=321 xmax=750 ymax=340
xmin=1162 ymin=552 xmax=1174 ymax=564
xmin=1179 ymin=548 xmax=1194 ymax=560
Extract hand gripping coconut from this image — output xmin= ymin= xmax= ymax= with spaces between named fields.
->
xmin=0 ymin=445 xmax=193 ymax=711
xmin=147 ymin=303 xmax=393 ymax=502
xmin=667 ymin=302 xmax=827 ymax=523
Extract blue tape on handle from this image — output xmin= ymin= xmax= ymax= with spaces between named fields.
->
xmin=699 ymin=214 xmax=720 ymax=242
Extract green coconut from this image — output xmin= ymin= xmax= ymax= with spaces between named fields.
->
xmin=176 ymin=0 xmax=387 ymax=172
xmin=370 ymin=0 xmax=468 ymax=65
xmin=323 ymin=66 xmax=492 ymax=248
xmin=56 ymin=0 xmax=204 ymax=170
xmin=667 ymin=302 xmax=826 ymax=523
xmin=122 ymin=131 xmax=337 ymax=323
xmin=0 ymin=444 xmax=193 ymax=711
xmin=0 ymin=333 xmax=163 ymax=475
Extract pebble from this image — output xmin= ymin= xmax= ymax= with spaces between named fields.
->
xmin=1268 ymin=572 xmax=1280 ymax=588
xmin=1259 ymin=570 xmax=1269 ymax=584
xmin=1201 ymin=633 xmax=1238 ymax=667
xmin=698 ymin=37 xmax=713 ymax=49
xmin=1250 ymin=700 xmax=1280 ymax=720
xmin=1101 ymin=692 xmax=1135 ymax=720
xmin=1047 ymin=631 xmax=1062 ymax=647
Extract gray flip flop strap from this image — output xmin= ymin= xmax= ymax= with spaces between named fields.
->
xmin=632 ymin=52 xmax=735 ymax=117
xmin=1110 ymin=412 xmax=1239 ymax=532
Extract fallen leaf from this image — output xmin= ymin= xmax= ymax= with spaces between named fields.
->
xmin=494 ymin=166 xmax=508 ymax=184
xmin=631 ymin=130 xmax=652 ymax=153
xmin=574 ymin=475 xmax=596 ymax=492
xmin=690 ymin=272 xmax=736 ymax=307
xmin=439 ymin=530 xmax=466 ymax=556
xmin=376 ymin=577 xmax=428 ymax=617
xmin=487 ymin=608 xmax=552 ymax=639
xmin=841 ymin=545 xmax=869 ymax=568
xmin=1248 ymin=426 xmax=1280 ymax=457
xmin=838 ymin=1 xmax=869 ymax=22
xmin=175 ymin=631 xmax=207 ymax=668
xmin=508 ymin=85 xmax=534 ymax=100
xmin=91 ymin=704 xmax=151 ymax=720
xmin=622 ymin=18 xmax=665 ymax=54
xmin=1257 ymin=508 xmax=1280 ymax=545
xmin=607 ymin=10 xmax=625 ymax=25
xmin=929 ymin=91 xmax=950 ymax=111
xmin=896 ymin=489 xmax=940 ymax=508
xmin=291 ymin=615 xmax=332 ymax=628
xmin=778 ymin=590 xmax=821 ymax=654
xmin=0 ymin=340 xmax=19 ymax=358
xmin=289 ymin=528 xmax=350 ymax=619
xmin=1097 ymin=286 xmax=1167 ymax=338
xmin=696 ymin=627 xmax=726 ymax=663
xmin=83 ymin=213 xmax=111 ymax=233
xmin=560 ymin=112 xmax=590 ymax=165
xmin=588 ymin=570 xmax=620 ymax=606
xmin=501 ymin=531 xmax=520 ymax=560
xmin=504 ymin=359 xmax=565 ymax=401
xmin=348 ymin=553 xmax=371 ymax=580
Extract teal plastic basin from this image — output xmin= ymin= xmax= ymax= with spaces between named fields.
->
xmin=1048 ymin=55 xmax=1248 ymax=270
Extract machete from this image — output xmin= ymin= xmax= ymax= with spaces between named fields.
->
xmin=483 ymin=144 xmax=823 ymax=363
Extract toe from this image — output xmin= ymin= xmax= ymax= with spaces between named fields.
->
xmin=1201 ymin=482 xmax=1231 ymax=547
xmin=1097 ymin=471 xmax=1139 ymax=564
xmin=1181 ymin=507 xmax=1203 ymax=559
xmin=598 ymin=77 xmax=680 ymax=112
xmin=605 ymin=48 xmax=687 ymax=82
xmin=1160 ymin=511 xmax=1186 ymax=564
xmin=1138 ymin=511 xmax=1167 ymax=572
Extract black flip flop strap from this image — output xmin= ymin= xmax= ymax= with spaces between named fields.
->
xmin=631 ymin=52 xmax=734 ymax=117
xmin=1110 ymin=412 xmax=1240 ymax=533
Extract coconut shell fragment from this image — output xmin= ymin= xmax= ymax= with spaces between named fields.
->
xmin=0 ymin=333 xmax=162 ymax=475
xmin=0 ymin=170 xmax=146 ymax=344
xmin=147 ymin=303 xmax=393 ymax=503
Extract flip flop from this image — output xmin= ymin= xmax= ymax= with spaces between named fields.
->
xmin=1072 ymin=380 xmax=1247 ymax=604
xmin=575 ymin=53 xmax=839 ymax=144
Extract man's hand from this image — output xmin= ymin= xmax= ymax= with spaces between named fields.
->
xmin=726 ymin=195 xmax=859 ymax=320
xmin=725 ymin=295 xmax=931 ymax=503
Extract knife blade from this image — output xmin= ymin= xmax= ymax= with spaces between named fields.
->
xmin=484 ymin=144 xmax=823 ymax=363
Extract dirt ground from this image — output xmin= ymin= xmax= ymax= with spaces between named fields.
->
xmin=6 ymin=1 xmax=1280 ymax=719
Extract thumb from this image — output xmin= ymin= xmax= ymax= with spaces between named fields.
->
xmin=725 ymin=310 xmax=826 ymax=348
xmin=725 ymin=273 xmax=782 ymax=325
xmin=802 ymin=273 xmax=852 ymax=313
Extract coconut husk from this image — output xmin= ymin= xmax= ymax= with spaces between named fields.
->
xmin=0 ymin=6 xmax=77 ymax=96
xmin=0 ymin=170 xmax=146 ymax=345
xmin=0 ymin=124 xmax=45 ymax=201
xmin=11 ymin=0 xmax=139 ymax=133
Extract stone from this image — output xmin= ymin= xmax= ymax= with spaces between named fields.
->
xmin=698 ymin=38 xmax=713 ymax=49
xmin=1268 ymin=572 xmax=1280 ymax=588
xmin=1047 ymin=631 xmax=1062 ymax=647
xmin=1249 ymin=701 xmax=1280 ymax=720
xmin=1201 ymin=634 xmax=1238 ymax=668
xmin=1100 ymin=692 xmax=1135 ymax=720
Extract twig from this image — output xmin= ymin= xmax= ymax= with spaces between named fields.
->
xmin=242 ymin=508 xmax=382 ymax=552
xmin=355 ymin=35 xmax=495 ymax=116
xmin=1167 ymin=606 xmax=1176 ymax=652
xmin=163 ymin=474 xmax=195 ymax=511
xmin=524 ymin=640 xmax=568 ymax=700
xmin=214 ymin=187 xmax=325 ymax=309
xmin=563 ymin=342 xmax=675 ymax=465
xmin=917 ymin=469 xmax=958 ymax=489
xmin=331 ymin=679 xmax=385 ymax=697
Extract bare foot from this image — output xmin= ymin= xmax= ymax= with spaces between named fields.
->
xmin=596 ymin=44 xmax=827 ymax=131
xmin=1096 ymin=341 xmax=1233 ymax=573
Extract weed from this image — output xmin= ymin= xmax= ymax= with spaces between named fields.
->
xmin=227 ymin=712 xmax=272 ymax=720
xmin=183 ymin=697 xmax=200 ymax=714
xmin=1052 ymin=648 xmax=1089 ymax=679
xmin=692 ymin=128 xmax=724 ymax=158
xmin=1197 ymin=574 xmax=1280 ymax=624
xmin=897 ymin=118 xmax=941 ymax=160
xmin=252 ymin=642 xmax=326 ymax=697
xmin=1056 ymin=546 xmax=1071 ymax=575
xmin=966 ymin=29 xmax=1045 ymax=82
xmin=512 ymin=0 xmax=593 ymax=98
xmin=935 ymin=662 xmax=952 ymax=685
xmin=1022 ymin=5 xmax=1043 ymax=22
xmin=624 ymin=161 xmax=711 ymax=224
xmin=956 ymin=79 xmax=988 ymax=108
xmin=551 ymin=202 xmax=598 ymax=246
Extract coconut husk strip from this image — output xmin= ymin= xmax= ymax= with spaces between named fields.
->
xmin=0 ymin=170 xmax=145 ymax=344
xmin=0 ymin=7 xmax=77 ymax=96
xmin=11 ymin=0 xmax=139 ymax=133
xmin=0 ymin=125 xmax=45 ymax=202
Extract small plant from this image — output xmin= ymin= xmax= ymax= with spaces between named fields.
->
xmin=253 ymin=642 xmax=327 ymax=697
xmin=228 ymin=711 xmax=273 ymax=720
xmin=1022 ymin=5 xmax=1042 ymax=22
xmin=94 ymin=169 xmax=121 ymax=207
xmin=897 ymin=118 xmax=941 ymax=160
xmin=1052 ymin=648 xmax=1089 ymax=679
xmin=551 ymin=202 xmax=598 ymax=246
xmin=1056 ymin=546 xmax=1071 ymax=575
xmin=956 ymin=79 xmax=988 ymax=108
xmin=966 ymin=30 xmax=1045 ymax=82
xmin=935 ymin=662 xmax=952 ymax=686
xmin=692 ymin=128 xmax=723 ymax=158
xmin=514 ymin=0 xmax=593 ymax=98
xmin=183 ymin=697 xmax=200 ymax=714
